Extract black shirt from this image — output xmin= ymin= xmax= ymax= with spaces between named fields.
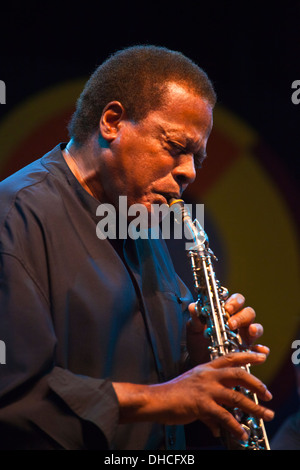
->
xmin=0 ymin=144 xmax=192 ymax=449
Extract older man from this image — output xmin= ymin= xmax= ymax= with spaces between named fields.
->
xmin=0 ymin=45 xmax=273 ymax=450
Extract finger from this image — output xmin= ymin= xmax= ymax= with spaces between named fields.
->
xmin=248 ymin=323 xmax=264 ymax=339
xmin=240 ymin=323 xmax=264 ymax=347
xmin=199 ymin=401 xmax=249 ymax=442
xmin=202 ymin=413 xmax=221 ymax=438
xmin=188 ymin=302 xmax=197 ymax=315
xmin=234 ymin=320 xmax=263 ymax=347
xmin=209 ymin=404 xmax=250 ymax=442
xmin=215 ymin=367 xmax=273 ymax=402
xmin=210 ymin=424 xmax=221 ymax=438
xmin=187 ymin=302 xmax=206 ymax=333
xmin=250 ymin=343 xmax=270 ymax=355
xmin=225 ymin=293 xmax=245 ymax=315
xmin=228 ymin=306 xmax=256 ymax=331
xmin=210 ymin=351 xmax=267 ymax=370
xmin=216 ymin=388 xmax=275 ymax=422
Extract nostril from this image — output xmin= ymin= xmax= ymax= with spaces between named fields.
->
xmin=175 ymin=174 xmax=190 ymax=187
xmin=173 ymin=156 xmax=196 ymax=186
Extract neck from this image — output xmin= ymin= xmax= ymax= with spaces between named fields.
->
xmin=62 ymin=139 xmax=102 ymax=200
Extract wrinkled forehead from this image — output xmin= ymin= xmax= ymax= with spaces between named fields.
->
xmin=161 ymin=81 xmax=213 ymax=109
xmin=154 ymin=82 xmax=213 ymax=134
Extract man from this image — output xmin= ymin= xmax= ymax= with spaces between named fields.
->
xmin=0 ymin=45 xmax=273 ymax=450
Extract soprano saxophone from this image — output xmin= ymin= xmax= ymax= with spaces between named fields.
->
xmin=169 ymin=198 xmax=270 ymax=450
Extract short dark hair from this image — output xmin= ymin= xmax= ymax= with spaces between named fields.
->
xmin=68 ymin=45 xmax=216 ymax=145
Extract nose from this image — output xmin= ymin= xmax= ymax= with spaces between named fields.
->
xmin=172 ymin=154 xmax=196 ymax=191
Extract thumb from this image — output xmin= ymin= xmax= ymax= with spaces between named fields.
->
xmin=209 ymin=423 xmax=221 ymax=439
xmin=187 ymin=302 xmax=206 ymax=333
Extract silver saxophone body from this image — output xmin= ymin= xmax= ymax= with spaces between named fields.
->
xmin=169 ymin=198 xmax=270 ymax=450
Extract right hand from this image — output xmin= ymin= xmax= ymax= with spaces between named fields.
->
xmin=113 ymin=351 xmax=274 ymax=442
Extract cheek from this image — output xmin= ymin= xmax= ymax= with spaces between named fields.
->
xmin=115 ymin=131 xmax=174 ymax=188
xmin=121 ymin=151 xmax=160 ymax=184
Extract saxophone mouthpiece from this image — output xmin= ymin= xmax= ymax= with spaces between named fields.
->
xmin=168 ymin=198 xmax=184 ymax=207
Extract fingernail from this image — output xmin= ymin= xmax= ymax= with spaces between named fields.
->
xmin=255 ymin=352 xmax=267 ymax=359
xmin=264 ymin=409 xmax=275 ymax=421
xmin=265 ymin=390 xmax=273 ymax=400
xmin=230 ymin=319 xmax=237 ymax=330
xmin=255 ymin=345 xmax=270 ymax=354
xmin=236 ymin=294 xmax=244 ymax=305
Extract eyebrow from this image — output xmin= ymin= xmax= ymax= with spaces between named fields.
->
xmin=160 ymin=127 xmax=207 ymax=166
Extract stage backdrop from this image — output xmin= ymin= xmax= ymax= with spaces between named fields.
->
xmin=0 ymin=2 xmax=299 ymax=446
xmin=0 ymin=78 xmax=299 ymax=443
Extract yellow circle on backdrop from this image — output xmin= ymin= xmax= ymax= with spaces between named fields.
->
xmin=204 ymin=108 xmax=300 ymax=384
xmin=0 ymin=80 xmax=299 ymax=386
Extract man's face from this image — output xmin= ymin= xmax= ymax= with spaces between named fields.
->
xmin=100 ymin=82 xmax=213 ymax=212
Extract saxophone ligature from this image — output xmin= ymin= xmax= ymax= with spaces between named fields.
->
xmin=169 ymin=198 xmax=270 ymax=450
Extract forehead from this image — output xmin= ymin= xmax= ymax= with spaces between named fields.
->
xmin=142 ymin=82 xmax=213 ymax=141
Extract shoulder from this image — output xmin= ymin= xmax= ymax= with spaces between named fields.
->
xmin=0 ymin=144 xmax=68 ymax=254
xmin=0 ymin=144 xmax=64 ymax=215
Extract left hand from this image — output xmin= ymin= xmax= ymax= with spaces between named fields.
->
xmin=186 ymin=293 xmax=269 ymax=365
xmin=224 ymin=293 xmax=269 ymax=354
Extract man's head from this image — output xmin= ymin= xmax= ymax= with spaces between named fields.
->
xmin=65 ymin=46 xmax=215 ymax=214
xmin=68 ymin=45 xmax=216 ymax=145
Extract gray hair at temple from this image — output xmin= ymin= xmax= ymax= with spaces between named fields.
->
xmin=68 ymin=45 xmax=217 ymax=145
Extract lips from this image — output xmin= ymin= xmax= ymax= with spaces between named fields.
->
xmin=151 ymin=193 xmax=168 ymax=205
xmin=157 ymin=192 xmax=181 ymax=205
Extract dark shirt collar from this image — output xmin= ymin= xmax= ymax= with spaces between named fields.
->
xmin=41 ymin=143 xmax=100 ymax=224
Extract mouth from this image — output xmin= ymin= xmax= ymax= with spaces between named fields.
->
xmin=155 ymin=192 xmax=181 ymax=205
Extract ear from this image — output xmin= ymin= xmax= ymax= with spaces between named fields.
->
xmin=99 ymin=101 xmax=126 ymax=142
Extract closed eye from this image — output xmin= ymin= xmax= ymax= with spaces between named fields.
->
xmin=194 ymin=151 xmax=207 ymax=169
xmin=167 ymin=139 xmax=206 ymax=169
xmin=166 ymin=139 xmax=186 ymax=155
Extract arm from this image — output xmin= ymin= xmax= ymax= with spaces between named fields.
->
xmin=0 ymin=252 xmax=119 ymax=450
xmin=113 ymin=351 xmax=273 ymax=442
xmin=0 ymin=252 xmax=273 ymax=448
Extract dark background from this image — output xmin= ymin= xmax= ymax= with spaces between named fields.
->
xmin=0 ymin=1 xmax=299 ymax=449
xmin=1 ymin=2 xmax=299 ymax=181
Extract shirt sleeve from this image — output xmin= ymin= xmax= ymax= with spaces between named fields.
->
xmin=0 ymin=252 xmax=119 ymax=450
